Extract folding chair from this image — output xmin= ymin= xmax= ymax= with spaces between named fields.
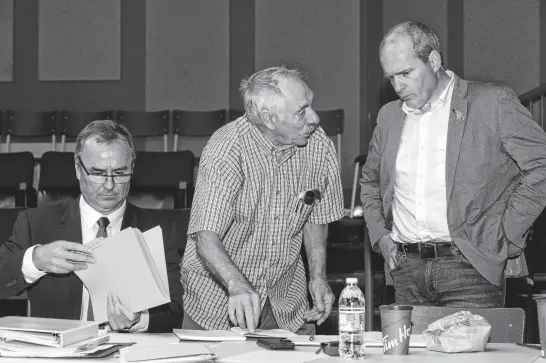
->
xmin=116 ymin=110 xmax=170 ymax=152
xmin=58 ymin=111 xmax=114 ymax=151
xmin=410 ymin=306 xmax=525 ymax=343
xmin=0 ymin=152 xmax=36 ymax=207
xmin=0 ymin=207 xmax=30 ymax=316
xmin=38 ymin=152 xmax=79 ymax=205
xmin=128 ymin=151 xmax=194 ymax=209
xmin=350 ymin=154 xmax=367 ymax=218
xmin=171 ymin=110 xmax=226 ymax=151
xmin=3 ymin=111 xmax=57 ymax=152
xmin=317 ymin=109 xmax=344 ymax=167
xmin=228 ymin=109 xmax=245 ymax=122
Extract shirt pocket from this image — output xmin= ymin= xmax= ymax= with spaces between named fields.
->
xmin=288 ymin=194 xmax=316 ymax=238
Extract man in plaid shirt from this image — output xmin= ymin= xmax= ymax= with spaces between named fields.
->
xmin=181 ymin=66 xmax=344 ymax=333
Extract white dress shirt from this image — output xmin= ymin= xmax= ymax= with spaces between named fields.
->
xmin=391 ymin=71 xmax=455 ymax=244
xmin=21 ymin=197 xmax=149 ymax=331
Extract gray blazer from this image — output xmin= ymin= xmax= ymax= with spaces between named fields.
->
xmin=360 ymin=74 xmax=546 ymax=286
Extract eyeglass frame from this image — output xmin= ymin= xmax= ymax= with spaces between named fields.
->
xmin=77 ymin=156 xmax=133 ymax=184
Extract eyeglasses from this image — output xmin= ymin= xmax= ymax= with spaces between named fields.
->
xmin=77 ymin=156 xmax=132 ymax=184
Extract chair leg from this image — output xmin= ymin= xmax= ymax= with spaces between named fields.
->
xmin=350 ymin=163 xmax=359 ymax=218
xmin=363 ymin=228 xmax=374 ymax=331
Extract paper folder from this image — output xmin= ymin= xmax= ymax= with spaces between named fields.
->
xmin=0 ymin=316 xmax=99 ymax=347
xmin=75 ymin=226 xmax=170 ymax=323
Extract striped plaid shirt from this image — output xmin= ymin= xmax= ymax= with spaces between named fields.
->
xmin=181 ymin=116 xmax=344 ymax=332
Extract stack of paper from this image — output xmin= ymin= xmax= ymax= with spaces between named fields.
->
xmin=75 ymin=226 xmax=170 ymax=323
xmin=0 ymin=334 xmax=111 ymax=358
xmin=230 ymin=327 xmax=298 ymax=339
xmin=0 ymin=316 xmax=99 ymax=347
xmin=119 ymin=343 xmax=215 ymax=363
xmin=173 ymin=329 xmax=246 ymax=342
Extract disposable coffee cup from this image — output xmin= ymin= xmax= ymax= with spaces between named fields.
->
xmin=379 ymin=305 xmax=413 ymax=355
xmin=535 ymin=296 xmax=546 ymax=358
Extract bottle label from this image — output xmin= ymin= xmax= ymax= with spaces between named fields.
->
xmin=339 ymin=309 xmax=364 ymax=332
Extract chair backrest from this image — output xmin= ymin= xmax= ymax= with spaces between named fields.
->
xmin=57 ymin=111 xmax=115 ymax=150
xmin=0 ymin=152 xmax=36 ymax=207
xmin=115 ymin=110 xmax=170 ymax=152
xmin=3 ymin=111 xmax=58 ymax=152
xmin=228 ymin=109 xmax=245 ymax=122
xmin=38 ymin=152 xmax=79 ymax=205
xmin=316 ymin=109 xmax=344 ymax=167
xmin=142 ymin=207 xmax=191 ymax=256
xmin=410 ymin=306 xmax=525 ymax=343
xmin=129 ymin=151 xmax=194 ymax=209
xmin=171 ymin=110 xmax=226 ymax=151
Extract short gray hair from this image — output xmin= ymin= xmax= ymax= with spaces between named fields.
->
xmin=239 ymin=66 xmax=305 ymax=125
xmin=75 ymin=119 xmax=136 ymax=166
xmin=381 ymin=21 xmax=441 ymax=65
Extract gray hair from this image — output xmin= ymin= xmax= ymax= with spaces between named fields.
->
xmin=381 ymin=21 xmax=441 ymax=65
xmin=239 ymin=66 xmax=306 ymax=125
xmin=75 ymin=119 xmax=136 ymax=166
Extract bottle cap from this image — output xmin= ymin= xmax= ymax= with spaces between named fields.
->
xmin=346 ymin=277 xmax=358 ymax=284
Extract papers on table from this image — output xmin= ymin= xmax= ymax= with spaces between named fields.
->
xmin=0 ymin=331 xmax=111 ymax=358
xmin=0 ymin=316 xmax=99 ymax=347
xmin=174 ymin=329 xmax=246 ymax=342
xmin=230 ymin=327 xmax=298 ymax=339
xmin=119 ymin=342 xmax=215 ymax=363
xmin=75 ymin=226 xmax=170 ymax=323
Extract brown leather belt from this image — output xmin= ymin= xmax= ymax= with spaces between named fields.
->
xmin=396 ymin=242 xmax=456 ymax=259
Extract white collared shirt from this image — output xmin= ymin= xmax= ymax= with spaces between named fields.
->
xmin=391 ymin=71 xmax=455 ymax=243
xmin=21 ymin=197 xmax=149 ymax=331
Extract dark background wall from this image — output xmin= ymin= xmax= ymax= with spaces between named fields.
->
xmin=0 ymin=0 xmax=543 ymax=187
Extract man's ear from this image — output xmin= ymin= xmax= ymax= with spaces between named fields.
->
xmin=428 ymin=50 xmax=442 ymax=73
xmin=261 ymin=109 xmax=277 ymax=131
xmin=74 ymin=161 xmax=81 ymax=181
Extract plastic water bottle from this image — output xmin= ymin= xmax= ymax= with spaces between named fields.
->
xmin=338 ymin=277 xmax=366 ymax=359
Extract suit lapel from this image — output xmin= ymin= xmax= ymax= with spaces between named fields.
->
xmin=385 ymin=104 xmax=406 ymax=195
xmin=121 ymin=202 xmax=139 ymax=230
xmin=446 ymin=76 xmax=469 ymax=201
xmin=54 ymin=198 xmax=84 ymax=318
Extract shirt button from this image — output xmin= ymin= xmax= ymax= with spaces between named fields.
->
xmin=417 ymin=201 xmax=422 ymax=205
xmin=276 ymin=190 xmax=280 ymax=195
xmin=271 ymin=240 xmax=276 ymax=245
xmin=274 ymin=215 xmax=279 ymax=220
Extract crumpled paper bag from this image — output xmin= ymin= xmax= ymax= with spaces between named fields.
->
xmin=422 ymin=311 xmax=491 ymax=353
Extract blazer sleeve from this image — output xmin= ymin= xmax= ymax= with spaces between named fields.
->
xmin=499 ymin=87 xmax=546 ymax=255
xmin=360 ymin=107 xmax=391 ymax=248
xmin=147 ymin=219 xmax=183 ymax=332
xmin=0 ymin=211 xmax=33 ymax=298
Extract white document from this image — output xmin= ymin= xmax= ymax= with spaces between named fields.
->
xmin=75 ymin=226 xmax=170 ymax=323
xmin=174 ymin=329 xmax=246 ymax=342
xmin=119 ymin=343 xmax=215 ymax=363
xmin=230 ymin=327 xmax=298 ymax=339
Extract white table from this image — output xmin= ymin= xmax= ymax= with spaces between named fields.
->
xmin=0 ymin=333 xmax=541 ymax=363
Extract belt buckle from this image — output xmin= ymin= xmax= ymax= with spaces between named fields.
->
xmin=419 ymin=243 xmax=437 ymax=259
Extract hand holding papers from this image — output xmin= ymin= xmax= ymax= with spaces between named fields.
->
xmin=75 ymin=226 xmax=170 ymax=323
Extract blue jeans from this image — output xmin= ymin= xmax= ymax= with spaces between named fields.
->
xmin=390 ymin=245 xmax=505 ymax=307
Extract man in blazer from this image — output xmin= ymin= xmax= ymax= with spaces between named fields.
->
xmin=0 ymin=120 xmax=183 ymax=332
xmin=361 ymin=21 xmax=546 ymax=307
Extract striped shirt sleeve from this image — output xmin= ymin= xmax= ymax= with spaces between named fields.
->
xmin=309 ymin=139 xmax=344 ymax=224
xmin=188 ymin=145 xmax=242 ymax=238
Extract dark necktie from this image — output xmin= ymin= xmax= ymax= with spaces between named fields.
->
xmin=87 ymin=217 xmax=110 ymax=321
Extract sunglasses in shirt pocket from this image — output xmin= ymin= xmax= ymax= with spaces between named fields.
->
xmin=288 ymin=195 xmax=316 ymax=238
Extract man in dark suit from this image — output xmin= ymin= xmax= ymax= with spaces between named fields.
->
xmin=361 ymin=21 xmax=546 ymax=307
xmin=0 ymin=120 xmax=183 ymax=332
